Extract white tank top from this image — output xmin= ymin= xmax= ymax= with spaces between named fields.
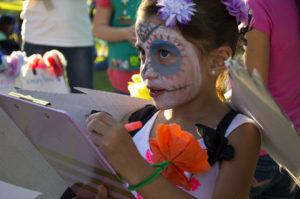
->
xmin=132 ymin=111 xmax=255 ymax=199
xmin=21 ymin=0 xmax=93 ymax=47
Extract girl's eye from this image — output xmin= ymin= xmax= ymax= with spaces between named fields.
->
xmin=159 ymin=49 xmax=170 ymax=59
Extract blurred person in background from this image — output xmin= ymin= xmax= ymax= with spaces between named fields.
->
xmin=245 ymin=0 xmax=300 ymax=198
xmin=93 ymin=0 xmax=140 ymax=95
xmin=21 ymin=0 xmax=95 ymax=93
xmin=0 ymin=14 xmax=20 ymax=55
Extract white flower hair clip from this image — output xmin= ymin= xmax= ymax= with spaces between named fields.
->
xmin=157 ymin=0 xmax=196 ymax=29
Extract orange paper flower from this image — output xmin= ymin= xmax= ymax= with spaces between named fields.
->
xmin=149 ymin=123 xmax=211 ymax=190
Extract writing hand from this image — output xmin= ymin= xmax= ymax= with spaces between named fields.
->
xmin=71 ymin=184 xmax=111 ymax=199
xmin=86 ymin=112 xmax=142 ymax=176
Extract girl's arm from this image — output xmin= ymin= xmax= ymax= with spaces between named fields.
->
xmin=87 ymin=112 xmax=197 ymax=199
xmin=244 ymin=29 xmax=270 ymax=85
xmin=212 ymin=123 xmax=261 ymax=199
xmin=88 ymin=113 xmax=260 ymax=199
xmin=93 ymin=5 xmax=136 ymax=44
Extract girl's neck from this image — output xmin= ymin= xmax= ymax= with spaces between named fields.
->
xmin=160 ymin=89 xmax=230 ymax=129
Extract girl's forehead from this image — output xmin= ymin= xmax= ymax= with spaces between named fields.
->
xmin=136 ymin=21 xmax=187 ymax=45
xmin=136 ymin=21 xmax=161 ymax=43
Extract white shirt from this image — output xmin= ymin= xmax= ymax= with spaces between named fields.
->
xmin=132 ymin=111 xmax=255 ymax=199
xmin=21 ymin=0 xmax=93 ymax=47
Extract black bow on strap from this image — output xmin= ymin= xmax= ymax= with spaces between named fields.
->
xmin=195 ymin=110 xmax=238 ymax=166
xmin=195 ymin=124 xmax=234 ymax=166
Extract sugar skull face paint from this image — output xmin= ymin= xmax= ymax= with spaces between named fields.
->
xmin=136 ymin=20 xmax=202 ymax=109
xmin=150 ymin=39 xmax=182 ymax=76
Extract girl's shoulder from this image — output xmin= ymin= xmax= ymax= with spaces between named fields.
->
xmin=226 ymin=113 xmax=261 ymax=155
xmin=212 ymin=115 xmax=261 ymax=199
xmin=196 ymin=110 xmax=260 ymax=165
xmin=225 ymin=112 xmax=261 ymax=150
xmin=224 ymin=113 xmax=257 ymax=137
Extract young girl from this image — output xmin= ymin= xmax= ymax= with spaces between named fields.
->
xmin=87 ymin=0 xmax=261 ymax=198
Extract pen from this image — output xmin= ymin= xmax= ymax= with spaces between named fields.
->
xmin=124 ymin=121 xmax=143 ymax=132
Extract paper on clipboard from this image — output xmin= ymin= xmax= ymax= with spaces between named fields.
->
xmin=16 ymin=88 xmax=153 ymax=133
xmin=74 ymin=87 xmax=153 ymax=121
xmin=0 ymin=93 xmax=136 ymax=199
xmin=226 ymin=57 xmax=300 ymax=185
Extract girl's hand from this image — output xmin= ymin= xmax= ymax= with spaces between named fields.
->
xmin=95 ymin=185 xmax=111 ymax=199
xmin=71 ymin=185 xmax=111 ymax=199
xmin=86 ymin=112 xmax=142 ymax=176
xmin=126 ymin=25 xmax=137 ymax=46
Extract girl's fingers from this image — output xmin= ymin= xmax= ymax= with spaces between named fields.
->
xmin=87 ymin=117 xmax=107 ymax=135
xmin=70 ymin=184 xmax=110 ymax=199
xmin=87 ymin=112 xmax=115 ymax=126
xmin=88 ymin=131 xmax=105 ymax=147
xmin=87 ymin=117 xmax=123 ymax=138
xmin=95 ymin=185 xmax=110 ymax=199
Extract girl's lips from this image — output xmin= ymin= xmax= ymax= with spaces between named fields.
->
xmin=148 ymin=87 xmax=165 ymax=98
xmin=147 ymin=84 xmax=189 ymax=98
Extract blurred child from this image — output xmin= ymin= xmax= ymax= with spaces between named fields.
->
xmin=93 ymin=0 xmax=140 ymax=94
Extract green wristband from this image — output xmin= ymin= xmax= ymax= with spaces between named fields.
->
xmin=125 ymin=160 xmax=172 ymax=191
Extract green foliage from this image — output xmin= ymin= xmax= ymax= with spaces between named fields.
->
xmin=93 ymin=69 xmax=114 ymax=92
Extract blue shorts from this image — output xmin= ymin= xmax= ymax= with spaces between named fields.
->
xmin=250 ymin=155 xmax=298 ymax=199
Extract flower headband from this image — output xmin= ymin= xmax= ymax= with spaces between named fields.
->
xmin=157 ymin=0 xmax=250 ymax=29
xmin=157 ymin=0 xmax=196 ymax=29
xmin=221 ymin=0 xmax=249 ymax=26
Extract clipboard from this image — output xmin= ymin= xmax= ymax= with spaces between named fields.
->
xmin=0 ymin=92 xmax=135 ymax=199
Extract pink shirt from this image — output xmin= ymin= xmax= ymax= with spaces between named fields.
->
xmin=107 ymin=68 xmax=139 ymax=94
xmin=248 ymin=0 xmax=300 ymax=133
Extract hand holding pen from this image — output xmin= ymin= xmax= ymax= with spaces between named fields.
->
xmin=86 ymin=111 xmax=144 ymax=176
xmin=89 ymin=110 xmax=142 ymax=132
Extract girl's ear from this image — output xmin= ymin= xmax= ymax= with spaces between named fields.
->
xmin=209 ymin=46 xmax=232 ymax=76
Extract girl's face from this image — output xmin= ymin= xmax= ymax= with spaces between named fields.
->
xmin=136 ymin=19 xmax=204 ymax=109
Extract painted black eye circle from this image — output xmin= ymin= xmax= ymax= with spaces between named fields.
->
xmin=159 ymin=49 xmax=170 ymax=58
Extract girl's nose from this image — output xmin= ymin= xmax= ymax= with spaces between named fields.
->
xmin=141 ymin=62 xmax=158 ymax=79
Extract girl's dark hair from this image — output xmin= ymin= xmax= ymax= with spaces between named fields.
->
xmin=137 ymin=0 xmax=240 ymax=55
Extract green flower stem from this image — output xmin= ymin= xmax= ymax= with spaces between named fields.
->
xmin=122 ymin=160 xmax=172 ymax=191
